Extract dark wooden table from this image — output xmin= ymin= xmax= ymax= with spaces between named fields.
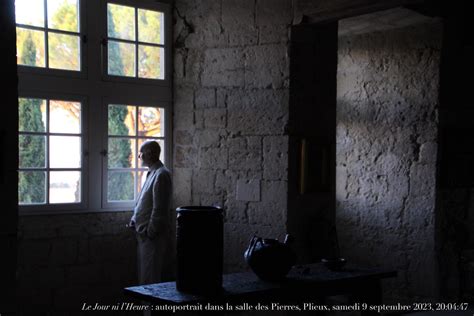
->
xmin=124 ymin=263 xmax=396 ymax=314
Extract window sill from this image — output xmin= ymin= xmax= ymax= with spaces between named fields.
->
xmin=19 ymin=208 xmax=133 ymax=216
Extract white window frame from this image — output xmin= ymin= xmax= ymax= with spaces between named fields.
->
xmin=101 ymin=98 xmax=171 ymax=210
xmin=100 ymin=0 xmax=172 ymax=86
xmin=17 ymin=0 xmax=173 ymax=215
xmin=16 ymin=0 xmax=87 ymax=78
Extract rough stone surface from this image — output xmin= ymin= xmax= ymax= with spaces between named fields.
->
xmin=174 ymin=0 xmax=291 ymax=271
xmin=17 ymin=212 xmax=136 ymax=313
xmin=336 ymin=22 xmax=442 ymax=302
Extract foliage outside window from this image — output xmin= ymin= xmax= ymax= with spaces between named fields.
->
xmin=107 ymin=104 xmax=165 ymax=203
xmin=15 ymin=0 xmax=171 ymax=213
xmin=107 ymin=3 xmax=165 ymax=79
xmin=15 ymin=0 xmax=81 ymax=71
xmin=19 ymin=98 xmax=82 ymax=205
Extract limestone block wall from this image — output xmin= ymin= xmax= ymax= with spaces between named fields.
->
xmin=17 ymin=213 xmax=136 ymax=314
xmin=173 ymin=0 xmax=292 ymax=272
xmin=336 ymin=22 xmax=442 ymax=301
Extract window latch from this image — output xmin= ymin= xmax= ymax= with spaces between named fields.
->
xmin=100 ymin=150 xmax=107 ymax=156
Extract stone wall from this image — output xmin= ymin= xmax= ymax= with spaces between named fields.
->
xmin=17 ymin=213 xmax=136 ymax=314
xmin=336 ymin=22 xmax=442 ymax=301
xmin=173 ymin=0 xmax=292 ymax=272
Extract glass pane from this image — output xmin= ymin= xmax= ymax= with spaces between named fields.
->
xmin=16 ymin=28 xmax=45 ymax=67
xmin=19 ymin=171 xmax=46 ymax=205
xmin=50 ymin=171 xmax=81 ymax=203
xmin=108 ymin=138 xmax=135 ymax=168
xmin=138 ymin=106 xmax=164 ymax=137
xmin=138 ymin=139 xmax=165 ymax=164
xmin=138 ymin=9 xmax=164 ymax=44
xmin=19 ymin=135 xmax=46 ymax=168
xmin=15 ymin=0 xmax=44 ymax=27
xmin=108 ymin=40 xmax=135 ymax=77
xmin=107 ymin=3 xmax=135 ymax=40
xmin=138 ymin=45 xmax=164 ymax=79
xmin=48 ymin=32 xmax=80 ymax=71
xmin=18 ymin=98 xmax=46 ymax=132
xmin=108 ymin=104 xmax=136 ymax=136
xmin=137 ymin=170 xmax=147 ymax=194
xmin=50 ymin=100 xmax=81 ymax=134
xmin=50 ymin=136 xmax=81 ymax=168
xmin=108 ymin=171 xmax=134 ymax=201
xmin=47 ymin=0 xmax=79 ymax=32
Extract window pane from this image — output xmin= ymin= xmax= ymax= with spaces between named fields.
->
xmin=108 ymin=104 xmax=136 ymax=136
xmin=47 ymin=0 xmax=79 ymax=32
xmin=108 ymin=138 xmax=135 ymax=168
xmin=50 ymin=136 xmax=81 ymax=168
xmin=19 ymin=98 xmax=46 ymax=132
xmin=138 ymin=9 xmax=164 ymax=44
xmin=108 ymin=41 xmax=135 ymax=77
xmin=16 ymin=28 xmax=45 ymax=67
xmin=137 ymin=170 xmax=147 ymax=193
xmin=50 ymin=100 xmax=81 ymax=134
xmin=50 ymin=171 xmax=81 ymax=203
xmin=138 ymin=45 xmax=163 ymax=79
xmin=19 ymin=135 xmax=46 ymax=168
xmin=19 ymin=171 xmax=46 ymax=204
xmin=138 ymin=107 xmax=164 ymax=137
xmin=15 ymin=0 xmax=45 ymax=27
xmin=108 ymin=171 xmax=134 ymax=201
xmin=138 ymin=139 xmax=164 ymax=163
xmin=107 ymin=3 xmax=135 ymax=40
xmin=48 ymin=32 xmax=80 ymax=71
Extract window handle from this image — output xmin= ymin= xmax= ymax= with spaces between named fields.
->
xmin=100 ymin=150 xmax=107 ymax=156
xmin=82 ymin=35 xmax=88 ymax=44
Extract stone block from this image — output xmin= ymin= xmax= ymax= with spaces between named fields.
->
xmin=192 ymin=169 xmax=216 ymax=194
xmin=236 ymin=179 xmax=261 ymax=201
xmin=258 ymin=24 xmax=289 ymax=45
xmin=195 ymin=129 xmax=223 ymax=148
xmin=227 ymin=89 xmax=289 ymax=135
xmin=174 ymin=49 xmax=203 ymax=86
xmin=263 ymin=136 xmax=288 ymax=180
xmin=198 ymin=147 xmax=228 ymax=169
xmin=216 ymin=88 xmax=228 ymax=108
xmin=222 ymin=0 xmax=258 ymax=46
xmin=202 ymin=48 xmax=245 ymax=87
xmin=174 ymin=110 xmax=194 ymax=131
xmin=245 ymin=44 xmax=288 ymax=89
xmin=203 ymin=108 xmax=227 ymax=128
xmin=174 ymin=87 xmax=194 ymax=113
xmin=228 ymin=136 xmax=262 ymax=171
xmin=224 ymin=198 xmax=249 ymax=223
xmin=175 ymin=130 xmax=193 ymax=146
xmin=179 ymin=0 xmax=226 ymax=49
xmin=19 ymin=240 xmax=51 ymax=265
xmin=173 ymin=168 xmax=192 ymax=209
xmin=256 ymin=0 xmax=292 ymax=27
xmin=50 ymin=239 xmax=78 ymax=265
xmin=195 ymin=88 xmax=216 ymax=108
xmin=174 ymin=146 xmax=198 ymax=168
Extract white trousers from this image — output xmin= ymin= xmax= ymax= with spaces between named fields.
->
xmin=136 ymin=235 xmax=168 ymax=285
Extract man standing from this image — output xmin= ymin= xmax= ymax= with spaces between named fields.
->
xmin=128 ymin=140 xmax=172 ymax=285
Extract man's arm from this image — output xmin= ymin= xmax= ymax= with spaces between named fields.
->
xmin=147 ymin=170 xmax=172 ymax=239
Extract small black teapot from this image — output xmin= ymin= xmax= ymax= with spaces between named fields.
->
xmin=244 ymin=234 xmax=296 ymax=281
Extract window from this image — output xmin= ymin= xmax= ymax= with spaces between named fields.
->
xmin=105 ymin=104 xmax=166 ymax=206
xmin=16 ymin=0 xmax=172 ymax=214
xmin=106 ymin=3 xmax=165 ymax=79
xmin=15 ymin=0 xmax=82 ymax=71
xmin=18 ymin=98 xmax=84 ymax=206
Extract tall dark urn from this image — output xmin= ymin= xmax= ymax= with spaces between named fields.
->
xmin=176 ymin=206 xmax=224 ymax=295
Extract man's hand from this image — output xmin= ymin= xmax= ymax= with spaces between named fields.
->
xmin=126 ymin=220 xmax=136 ymax=231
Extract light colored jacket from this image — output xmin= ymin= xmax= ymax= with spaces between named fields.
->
xmin=131 ymin=160 xmax=172 ymax=240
